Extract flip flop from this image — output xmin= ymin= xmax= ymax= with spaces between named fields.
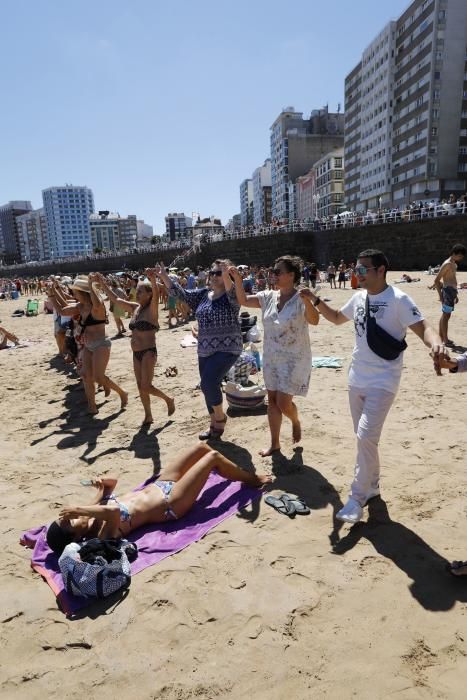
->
xmin=446 ymin=560 xmax=467 ymax=577
xmin=264 ymin=495 xmax=296 ymax=517
xmin=281 ymin=494 xmax=310 ymax=515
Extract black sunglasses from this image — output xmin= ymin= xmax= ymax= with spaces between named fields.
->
xmin=209 ymin=270 xmax=223 ymax=277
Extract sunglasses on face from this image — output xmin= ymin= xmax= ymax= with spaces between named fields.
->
xmin=209 ymin=270 xmax=223 ymax=277
xmin=355 ymin=264 xmax=377 ymax=275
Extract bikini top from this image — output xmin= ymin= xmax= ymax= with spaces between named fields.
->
xmin=129 ymin=317 xmax=158 ymax=332
xmin=81 ymin=311 xmax=108 ymax=327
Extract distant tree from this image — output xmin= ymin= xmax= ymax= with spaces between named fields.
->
xmin=93 ymin=247 xmax=102 ymax=254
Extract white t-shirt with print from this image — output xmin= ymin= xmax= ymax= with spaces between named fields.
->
xmin=340 ymin=285 xmax=424 ymax=394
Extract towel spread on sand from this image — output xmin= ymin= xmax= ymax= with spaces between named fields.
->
xmin=20 ymin=472 xmax=261 ymax=617
xmin=311 ymin=356 xmax=343 ymax=369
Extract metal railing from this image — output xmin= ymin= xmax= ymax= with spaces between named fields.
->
xmin=1 ymin=201 xmax=467 ymax=273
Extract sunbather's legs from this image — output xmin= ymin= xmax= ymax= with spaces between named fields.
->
xmin=167 ymin=449 xmax=271 ymax=518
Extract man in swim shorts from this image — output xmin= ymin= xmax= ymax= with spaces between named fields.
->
xmin=431 ymin=244 xmax=466 ymax=346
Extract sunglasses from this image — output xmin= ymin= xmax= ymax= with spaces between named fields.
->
xmin=355 ymin=264 xmax=377 ymax=275
xmin=209 ymin=270 xmax=223 ymax=277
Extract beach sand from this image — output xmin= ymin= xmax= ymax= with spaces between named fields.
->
xmin=1 ymin=273 xmax=467 ymax=699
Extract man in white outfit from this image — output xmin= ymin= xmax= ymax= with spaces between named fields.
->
xmin=304 ymin=249 xmax=446 ymax=523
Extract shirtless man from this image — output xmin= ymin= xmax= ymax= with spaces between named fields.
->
xmin=430 ymin=244 xmax=466 ymax=346
xmin=327 ymin=262 xmax=337 ymax=289
xmin=338 ymin=260 xmax=347 ymax=289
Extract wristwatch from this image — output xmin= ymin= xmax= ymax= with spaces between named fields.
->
xmin=313 ymin=297 xmax=321 ymax=307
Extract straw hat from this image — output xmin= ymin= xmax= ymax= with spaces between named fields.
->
xmin=70 ymin=276 xmax=91 ymax=293
xmin=70 ymin=275 xmax=104 ymax=301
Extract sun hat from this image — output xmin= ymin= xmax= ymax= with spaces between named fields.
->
xmin=69 ymin=276 xmax=91 ymax=293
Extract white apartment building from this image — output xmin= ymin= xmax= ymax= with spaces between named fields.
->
xmin=90 ymin=212 xmax=121 ymax=251
xmin=16 ymin=208 xmax=50 ymax=262
xmin=239 ymin=179 xmax=254 ymax=225
xmin=345 ymin=0 xmax=467 ymax=209
xmin=314 ymin=149 xmax=345 ymax=218
xmin=359 ymin=23 xmax=396 ymax=209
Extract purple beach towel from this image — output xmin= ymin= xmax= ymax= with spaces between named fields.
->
xmin=20 ymin=472 xmax=261 ymax=616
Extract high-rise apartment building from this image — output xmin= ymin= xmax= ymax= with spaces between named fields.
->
xmin=0 ymin=201 xmax=33 ymax=264
xmin=42 ymin=185 xmax=94 ymax=258
xmin=345 ymin=0 xmax=467 ymax=209
xmin=314 ymin=149 xmax=345 ymax=218
xmin=252 ymin=159 xmax=272 ymax=224
xmin=239 ymin=179 xmax=254 ymax=225
xmin=165 ymin=213 xmax=192 ymax=242
xmin=16 ymin=208 xmax=50 ymax=262
xmin=270 ymin=106 xmax=345 ymax=220
xmin=90 ymin=212 xmax=121 ymax=251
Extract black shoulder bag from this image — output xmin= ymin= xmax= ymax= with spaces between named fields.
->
xmin=365 ymin=295 xmax=407 ymax=361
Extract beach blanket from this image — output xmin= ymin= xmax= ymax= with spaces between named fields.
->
xmin=312 ymin=356 xmax=343 ymax=369
xmin=21 ymin=472 xmax=260 ymax=617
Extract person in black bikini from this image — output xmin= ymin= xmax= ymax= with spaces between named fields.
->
xmin=96 ymin=270 xmax=175 ymax=424
xmin=55 ymin=275 xmax=128 ymax=415
xmin=46 ymin=442 xmax=273 ymax=555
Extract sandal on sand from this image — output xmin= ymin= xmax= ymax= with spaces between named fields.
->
xmin=446 ymin=560 xmax=467 ymax=577
xmin=165 ymin=366 xmax=178 ymax=377
xmin=265 ymin=495 xmax=296 ymax=517
xmin=198 ymin=416 xmax=227 ymax=441
xmin=281 ymin=494 xmax=310 ymax=515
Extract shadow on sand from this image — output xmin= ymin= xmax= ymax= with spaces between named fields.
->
xmin=332 ymin=496 xmax=467 ymax=611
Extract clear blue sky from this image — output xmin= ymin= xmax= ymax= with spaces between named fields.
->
xmin=1 ymin=0 xmax=409 ymax=234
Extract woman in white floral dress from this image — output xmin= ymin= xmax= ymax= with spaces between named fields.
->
xmin=231 ymin=256 xmax=319 ymax=456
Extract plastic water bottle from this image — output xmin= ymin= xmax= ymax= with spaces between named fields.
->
xmin=251 ymin=343 xmax=261 ymax=370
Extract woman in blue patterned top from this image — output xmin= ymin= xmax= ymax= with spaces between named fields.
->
xmin=156 ymin=260 xmax=242 ymax=439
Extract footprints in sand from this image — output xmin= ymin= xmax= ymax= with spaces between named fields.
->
xmin=402 ymin=639 xmax=438 ymax=685
xmin=357 ymin=555 xmax=392 ymax=580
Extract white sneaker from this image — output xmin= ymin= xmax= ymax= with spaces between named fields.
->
xmin=336 ymin=498 xmax=363 ymax=523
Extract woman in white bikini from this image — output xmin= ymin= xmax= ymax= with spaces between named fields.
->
xmin=46 ymin=442 xmax=272 ymax=555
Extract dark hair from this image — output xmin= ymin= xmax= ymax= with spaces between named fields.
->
xmin=358 ymin=249 xmax=389 ymax=277
xmin=274 ymin=255 xmax=302 ymax=284
xmin=46 ymin=520 xmax=74 ymax=556
xmin=451 ymin=244 xmax=466 ymax=256
xmin=212 ymin=258 xmax=233 ymax=267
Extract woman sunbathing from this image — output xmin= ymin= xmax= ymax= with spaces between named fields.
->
xmin=47 ymin=443 xmax=272 ymax=555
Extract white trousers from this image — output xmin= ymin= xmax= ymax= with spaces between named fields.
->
xmin=348 ymin=386 xmax=396 ymax=506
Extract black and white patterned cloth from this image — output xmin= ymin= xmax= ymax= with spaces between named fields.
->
xmin=170 ymin=283 xmax=242 ymax=357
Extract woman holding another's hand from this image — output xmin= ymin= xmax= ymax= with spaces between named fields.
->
xmin=156 ymin=260 xmax=242 ymax=440
xmin=232 ymin=256 xmax=319 ymax=456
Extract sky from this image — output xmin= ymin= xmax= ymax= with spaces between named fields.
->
xmin=0 ymin=0 xmax=410 ymax=234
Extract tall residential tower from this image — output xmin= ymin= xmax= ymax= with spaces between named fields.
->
xmin=42 ymin=185 xmax=94 ymax=258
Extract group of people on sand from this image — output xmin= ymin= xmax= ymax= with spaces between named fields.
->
xmin=12 ymin=245 xmax=467 ymax=579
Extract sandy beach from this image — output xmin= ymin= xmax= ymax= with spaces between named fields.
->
xmin=1 ymin=272 xmax=467 ymax=699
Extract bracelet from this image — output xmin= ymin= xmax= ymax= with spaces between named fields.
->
xmin=313 ymin=297 xmax=321 ymax=307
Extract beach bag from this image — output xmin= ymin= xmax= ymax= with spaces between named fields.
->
xmin=59 ymin=540 xmax=133 ymax=599
xmin=227 ymin=351 xmax=257 ymax=385
xmin=224 ymin=380 xmax=267 ymax=409
xmin=365 ymin=295 xmax=407 ymax=361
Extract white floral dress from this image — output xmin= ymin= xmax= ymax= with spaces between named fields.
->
xmin=257 ymin=290 xmax=312 ymax=396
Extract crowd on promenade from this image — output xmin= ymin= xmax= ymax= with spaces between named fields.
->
xmin=2 ymin=195 xmax=467 ymax=275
